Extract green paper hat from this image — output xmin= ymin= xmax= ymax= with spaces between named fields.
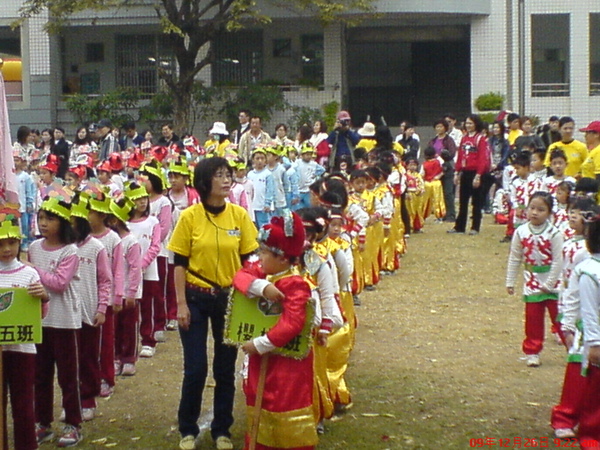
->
xmin=88 ymin=195 xmax=112 ymax=214
xmin=40 ymin=197 xmax=71 ymax=221
xmin=124 ymin=183 xmax=148 ymax=201
xmin=300 ymin=142 xmax=315 ymax=154
xmin=109 ymin=198 xmax=134 ymax=223
xmin=0 ymin=216 xmax=23 ymax=240
xmin=169 ymin=159 xmax=190 ymax=177
xmin=70 ymin=195 xmax=90 ymax=220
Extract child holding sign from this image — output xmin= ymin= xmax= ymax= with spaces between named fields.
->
xmin=0 ymin=213 xmax=48 ymax=450
xmin=233 ymin=211 xmax=318 ymax=450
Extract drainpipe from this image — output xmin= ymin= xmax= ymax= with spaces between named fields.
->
xmin=518 ymin=0 xmax=525 ymax=115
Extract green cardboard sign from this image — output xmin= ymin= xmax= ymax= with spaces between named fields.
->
xmin=0 ymin=288 xmax=42 ymax=345
xmin=224 ymin=289 xmax=314 ymax=359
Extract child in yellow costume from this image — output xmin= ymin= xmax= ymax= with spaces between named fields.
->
xmin=404 ymin=157 xmax=425 ymax=233
xmin=421 ymin=146 xmax=446 ymax=222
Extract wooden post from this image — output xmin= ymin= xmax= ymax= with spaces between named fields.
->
xmin=248 ymin=354 xmax=269 ymax=450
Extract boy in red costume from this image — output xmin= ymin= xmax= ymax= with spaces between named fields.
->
xmin=234 ymin=211 xmax=318 ymax=450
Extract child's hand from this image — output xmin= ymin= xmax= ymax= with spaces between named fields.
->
xmin=317 ymin=332 xmax=328 ymax=346
xmin=563 ymin=330 xmax=574 ymax=349
xmin=506 ymin=287 xmax=515 ymax=295
xmin=124 ymin=298 xmax=136 ymax=309
xmin=94 ymin=312 xmax=106 ymax=327
xmin=589 ymin=345 xmax=600 ymax=367
xmin=27 ymin=282 xmax=48 ymax=302
xmin=263 ymin=284 xmax=284 ymax=302
xmin=113 ymin=304 xmax=123 ymax=314
xmin=242 ymin=340 xmax=259 ymax=355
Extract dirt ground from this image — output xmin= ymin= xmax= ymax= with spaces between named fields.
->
xmin=10 ymin=214 xmax=575 ymax=449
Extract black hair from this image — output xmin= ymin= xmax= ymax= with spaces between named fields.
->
xmin=321 ymin=178 xmax=348 ymax=209
xmin=297 ymin=125 xmax=312 ymax=143
xmin=123 ymin=121 xmax=136 ymax=131
xmin=141 ymin=169 xmax=164 ymax=194
xmin=72 ymin=216 xmax=91 ymax=243
xmin=532 ymin=147 xmax=546 ymax=160
xmin=239 ymin=109 xmax=252 ymax=117
xmin=376 ymin=162 xmax=392 ymax=178
xmin=465 ymin=114 xmax=485 ymax=133
xmin=586 ymin=205 xmax=600 ymax=254
xmin=569 ymin=197 xmax=596 ymax=213
xmin=444 ymin=113 xmax=456 ymax=121
xmin=107 ymin=198 xmax=130 ymax=232
xmin=193 ymin=157 xmax=233 ymax=204
xmin=556 ymin=180 xmax=575 ymax=195
xmin=365 ymin=166 xmax=382 ymax=182
xmin=17 ymin=126 xmax=31 ymax=144
xmin=275 ymin=123 xmax=287 ymax=132
xmin=354 ymin=147 xmax=368 ymax=161
xmin=575 ymin=178 xmax=599 ymax=194
xmin=375 ymin=125 xmax=394 ymax=150
xmin=162 ymin=122 xmax=174 ymax=130
xmin=493 ymin=120 xmax=507 ymax=140
xmin=507 ymin=113 xmax=520 ymax=124
xmin=127 ymin=182 xmax=150 ymax=218
xmin=37 ymin=204 xmax=76 ymax=245
xmin=559 ymin=116 xmax=575 ymax=128
xmin=433 ymin=119 xmax=449 ymax=132
xmin=309 ymin=179 xmax=322 ymax=196
xmin=297 ymin=207 xmax=326 ymax=236
xmin=550 ymin=148 xmax=567 ymax=162
xmin=513 ymin=152 xmax=531 ymax=168
xmin=405 ymin=157 xmax=419 ymax=169
xmin=440 ymin=149 xmax=453 ymax=162
xmin=54 ymin=126 xmax=65 ymax=134
xmin=315 ymin=119 xmax=328 ymax=134
xmin=423 ymin=146 xmax=436 ymax=160
xmin=350 ymin=169 xmax=368 ymax=181
xmin=73 ymin=126 xmax=92 ymax=146
xmin=529 ymin=191 xmax=553 ymax=212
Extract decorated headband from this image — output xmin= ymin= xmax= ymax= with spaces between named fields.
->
xmin=109 ymin=197 xmax=134 ymax=223
xmin=300 ymin=142 xmax=315 ymax=154
xmin=70 ymin=194 xmax=90 ymax=220
xmin=40 ymin=197 xmax=71 ymax=221
xmin=124 ymin=182 xmax=148 ymax=201
xmin=169 ymin=158 xmax=191 ymax=176
xmin=252 ymin=147 xmax=267 ymax=156
xmin=0 ymin=208 xmax=23 ymax=240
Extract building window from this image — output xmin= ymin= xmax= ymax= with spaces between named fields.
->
xmin=531 ymin=14 xmax=570 ymax=97
xmin=86 ymin=43 xmax=104 ymax=63
xmin=301 ymin=34 xmax=323 ymax=86
xmin=115 ymin=34 xmax=174 ymax=96
xmin=273 ymin=39 xmax=292 ymax=58
xmin=213 ymin=30 xmax=263 ymax=85
xmin=591 ymin=14 xmax=600 ymax=96
xmin=0 ymin=26 xmax=22 ymax=102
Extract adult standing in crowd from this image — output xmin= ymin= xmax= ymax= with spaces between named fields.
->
xmin=168 ymin=157 xmax=258 ymax=450
xmin=428 ymin=119 xmax=457 ymax=221
xmin=52 ymin=126 xmax=70 ymax=179
xmin=327 ymin=110 xmax=359 ymax=168
xmin=120 ymin=121 xmax=145 ymax=150
xmin=538 ymin=115 xmax=561 ymax=150
xmin=514 ymin=116 xmax=545 ymax=153
xmin=579 ymin=121 xmax=600 ymax=182
xmin=158 ymin=122 xmax=180 ymax=147
xmin=231 ymin=109 xmax=251 ymax=145
xmin=238 ymin=116 xmax=271 ymax=162
xmin=543 ymin=116 xmax=588 ymax=178
xmin=448 ymin=114 xmax=491 ymax=235
xmin=444 ymin=114 xmax=464 ymax=148
xmin=97 ymin=119 xmax=119 ymax=161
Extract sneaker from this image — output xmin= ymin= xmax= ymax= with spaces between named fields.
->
xmin=82 ymin=408 xmax=95 ymax=421
xmin=154 ymin=330 xmax=166 ymax=343
xmin=59 ymin=409 xmax=66 ymax=422
xmin=99 ymin=380 xmax=113 ymax=398
xmin=447 ymin=229 xmax=464 ymax=234
xmin=468 ymin=230 xmax=479 ymax=236
xmin=179 ymin=435 xmax=196 ymax=450
xmin=57 ymin=425 xmax=81 ymax=447
xmin=140 ymin=346 xmax=155 ymax=358
xmin=121 ymin=363 xmax=136 ymax=376
xmin=554 ymin=428 xmax=576 ymax=439
xmin=499 ymin=235 xmax=512 ymax=243
xmin=365 ymin=285 xmax=375 ymax=291
xmin=114 ymin=361 xmax=122 ymax=376
xmin=167 ymin=319 xmax=178 ymax=331
xmin=36 ymin=423 xmax=54 ymax=444
xmin=526 ymin=354 xmax=541 ymax=367
xmin=316 ymin=421 xmax=325 ymax=434
xmin=215 ymin=436 xmax=234 ymax=450
xmin=353 ymin=295 xmax=361 ymax=306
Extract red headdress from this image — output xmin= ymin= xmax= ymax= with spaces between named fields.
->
xmin=258 ymin=211 xmax=306 ymax=258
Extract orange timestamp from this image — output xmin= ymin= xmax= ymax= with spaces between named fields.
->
xmin=469 ymin=436 xmax=599 ymax=448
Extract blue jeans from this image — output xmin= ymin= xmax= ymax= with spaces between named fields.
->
xmin=254 ymin=210 xmax=272 ymax=230
xmin=298 ymin=192 xmax=312 ymax=209
xmin=178 ymin=289 xmax=238 ymax=439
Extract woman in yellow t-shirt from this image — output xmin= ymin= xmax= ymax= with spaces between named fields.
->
xmin=579 ymin=121 xmax=600 ymax=181
xmin=204 ymin=122 xmax=232 ymax=158
xmin=168 ymin=157 xmax=258 ymax=450
xmin=543 ymin=117 xmax=589 ymax=178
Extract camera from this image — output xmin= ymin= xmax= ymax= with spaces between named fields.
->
xmin=340 ymin=119 xmax=350 ymax=127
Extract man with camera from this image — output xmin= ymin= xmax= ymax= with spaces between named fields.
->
xmin=327 ymin=110 xmax=360 ymax=169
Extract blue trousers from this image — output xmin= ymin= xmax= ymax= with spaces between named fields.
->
xmin=178 ymin=289 xmax=238 ymax=440
xmin=254 ymin=210 xmax=272 ymax=230
xmin=298 ymin=192 xmax=312 ymax=209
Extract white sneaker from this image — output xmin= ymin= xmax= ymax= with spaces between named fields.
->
xmin=167 ymin=319 xmax=178 ymax=331
xmin=139 ymin=346 xmax=155 ymax=358
xmin=59 ymin=409 xmax=66 ymax=422
xmin=215 ymin=436 xmax=233 ymax=450
xmin=554 ymin=428 xmax=576 ymax=439
xmin=154 ymin=330 xmax=166 ymax=342
xmin=179 ymin=435 xmax=196 ymax=450
xmin=82 ymin=408 xmax=95 ymax=421
xmin=526 ymin=354 xmax=541 ymax=367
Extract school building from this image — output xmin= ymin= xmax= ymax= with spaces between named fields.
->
xmin=1 ymin=0 xmax=598 ymax=136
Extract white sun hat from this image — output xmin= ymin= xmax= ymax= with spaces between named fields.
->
xmin=209 ymin=121 xmax=229 ymax=135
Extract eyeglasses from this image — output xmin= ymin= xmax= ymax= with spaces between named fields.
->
xmin=213 ymin=171 xmax=233 ymax=180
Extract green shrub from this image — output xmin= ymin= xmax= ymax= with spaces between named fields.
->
xmin=474 ymin=92 xmax=504 ymax=111
xmin=322 ymin=101 xmax=339 ymax=131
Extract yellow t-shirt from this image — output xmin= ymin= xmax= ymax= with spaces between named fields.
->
xmin=204 ymin=139 xmax=232 ymax=158
xmin=580 ymin=144 xmax=600 ymax=179
xmin=357 ymin=138 xmax=376 ymax=152
xmin=544 ymin=140 xmax=589 ymax=178
xmin=167 ymin=202 xmax=258 ymax=288
xmin=508 ymin=129 xmax=523 ymax=146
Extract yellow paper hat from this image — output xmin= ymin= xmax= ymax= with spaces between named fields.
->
xmin=40 ymin=197 xmax=71 ymax=221
xmin=0 ymin=211 xmax=23 ymax=240
xmin=169 ymin=158 xmax=191 ymax=177
xmin=109 ymin=198 xmax=134 ymax=223
xmin=300 ymin=142 xmax=315 ymax=154
xmin=124 ymin=182 xmax=148 ymax=201
xmin=70 ymin=194 xmax=90 ymax=220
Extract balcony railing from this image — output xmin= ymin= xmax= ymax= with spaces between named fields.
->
xmin=531 ymin=83 xmax=570 ymax=97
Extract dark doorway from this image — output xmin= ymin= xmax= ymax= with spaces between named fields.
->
xmin=346 ymin=26 xmax=470 ymax=128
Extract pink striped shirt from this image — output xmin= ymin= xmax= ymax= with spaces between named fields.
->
xmin=120 ymin=233 xmax=143 ymax=299
xmin=94 ymin=228 xmax=124 ymax=306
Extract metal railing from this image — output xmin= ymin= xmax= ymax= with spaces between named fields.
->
xmin=531 ymin=83 xmax=570 ymax=97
